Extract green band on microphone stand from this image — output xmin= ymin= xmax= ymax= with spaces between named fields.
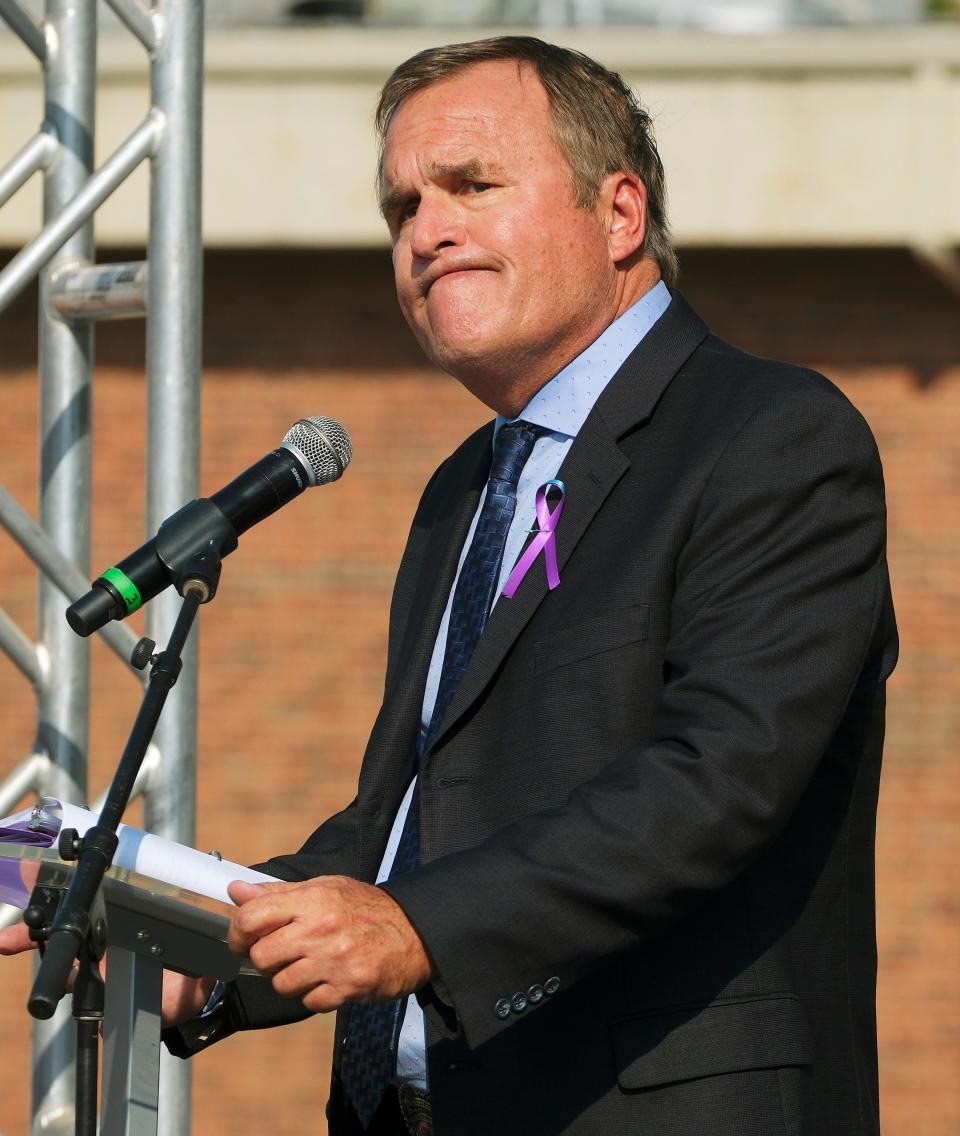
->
xmin=100 ymin=567 xmax=142 ymax=614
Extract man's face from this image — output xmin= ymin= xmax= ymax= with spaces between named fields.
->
xmin=381 ymin=60 xmax=621 ymax=415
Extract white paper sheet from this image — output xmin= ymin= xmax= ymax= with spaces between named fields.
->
xmin=0 ymin=797 xmax=277 ymax=905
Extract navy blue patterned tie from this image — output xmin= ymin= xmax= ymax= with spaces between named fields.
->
xmin=340 ymin=421 xmax=545 ymax=1129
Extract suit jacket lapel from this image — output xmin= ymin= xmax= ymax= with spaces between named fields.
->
xmin=594 ymin=291 xmax=709 ymax=436
xmin=425 ymin=291 xmax=709 ymax=756
xmin=363 ymin=428 xmax=492 ymax=797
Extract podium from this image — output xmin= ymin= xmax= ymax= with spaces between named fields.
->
xmin=1 ymin=842 xmax=257 ymax=1136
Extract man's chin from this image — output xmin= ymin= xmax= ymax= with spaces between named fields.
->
xmin=419 ymin=327 xmax=498 ymax=376
xmin=429 ymin=348 xmax=525 ymax=414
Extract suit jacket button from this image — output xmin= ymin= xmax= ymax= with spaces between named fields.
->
xmin=527 ymin=984 xmax=545 ymax=1004
xmin=495 ymin=998 xmax=512 ymax=1019
xmin=544 ymin=976 xmax=560 ymax=995
xmin=511 ymin=992 xmax=527 ymax=1013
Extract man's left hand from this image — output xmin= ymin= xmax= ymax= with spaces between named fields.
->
xmin=226 ymin=877 xmax=433 ymax=1013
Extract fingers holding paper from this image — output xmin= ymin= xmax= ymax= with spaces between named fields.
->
xmin=226 ymin=877 xmax=432 ymax=1014
xmin=0 ymin=859 xmax=43 ymax=954
xmin=0 ymin=921 xmax=33 ymax=955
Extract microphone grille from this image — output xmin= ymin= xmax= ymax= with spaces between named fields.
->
xmin=283 ymin=416 xmax=352 ymax=486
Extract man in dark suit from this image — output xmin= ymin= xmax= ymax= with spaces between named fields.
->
xmin=167 ymin=36 xmax=897 ymax=1136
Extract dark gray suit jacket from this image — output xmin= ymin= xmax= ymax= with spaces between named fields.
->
xmin=172 ymin=293 xmax=898 ymax=1136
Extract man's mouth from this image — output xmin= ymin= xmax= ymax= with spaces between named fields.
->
xmin=424 ymin=264 xmax=491 ymax=295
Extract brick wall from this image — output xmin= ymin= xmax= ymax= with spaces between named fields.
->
xmin=0 ymin=248 xmax=957 ymax=1134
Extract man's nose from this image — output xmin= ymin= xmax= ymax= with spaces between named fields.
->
xmin=409 ymin=193 xmax=466 ymax=259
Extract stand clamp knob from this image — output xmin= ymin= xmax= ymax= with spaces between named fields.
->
xmin=130 ymin=637 xmax=157 ymax=671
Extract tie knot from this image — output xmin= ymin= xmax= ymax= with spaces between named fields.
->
xmin=489 ymin=420 xmax=546 ymax=492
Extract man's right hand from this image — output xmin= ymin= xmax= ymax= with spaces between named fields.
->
xmin=0 ymin=920 xmax=215 ymax=1028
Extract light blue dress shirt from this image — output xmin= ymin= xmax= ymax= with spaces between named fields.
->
xmin=377 ymin=281 xmax=672 ymax=1089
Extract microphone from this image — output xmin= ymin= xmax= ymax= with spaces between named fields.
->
xmin=66 ymin=416 xmax=352 ymax=637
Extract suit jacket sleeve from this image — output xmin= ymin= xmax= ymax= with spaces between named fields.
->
xmin=383 ymin=372 xmax=897 ymax=1050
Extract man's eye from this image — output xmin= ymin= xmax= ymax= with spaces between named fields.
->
xmin=399 ymin=199 xmax=419 ymax=222
xmin=464 ymin=181 xmax=494 ymax=194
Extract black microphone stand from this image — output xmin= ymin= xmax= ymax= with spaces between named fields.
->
xmin=25 ymin=525 xmax=230 ymax=1133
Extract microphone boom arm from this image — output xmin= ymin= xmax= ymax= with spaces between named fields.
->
xmin=29 ymin=584 xmax=204 ymax=1020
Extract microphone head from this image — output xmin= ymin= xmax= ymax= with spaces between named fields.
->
xmin=282 ymin=416 xmax=352 ymax=486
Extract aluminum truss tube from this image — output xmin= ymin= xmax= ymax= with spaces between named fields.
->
xmin=145 ymin=3 xmax=204 ymax=1133
xmin=0 ymin=0 xmax=47 ymax=60
xmin=30 ymin=2 xmax=96 ymax=1131
xmin=0 ymin=752 xmax=50 ymax=816
xmin=0 ymin=483 xmax=142 ymax=665
xmin=0 ymin=606 xmax=43 ymax=686
xmin=0 ymin=112 xmax=159 ymax=315
xmin=0 ymin=128 xmax=57 ymax=210
xmin=104 ymin=0 xmax=159 ymax=53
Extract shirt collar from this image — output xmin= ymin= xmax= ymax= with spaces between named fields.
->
xmin=496 ymin=280 xmax=672 ymax=440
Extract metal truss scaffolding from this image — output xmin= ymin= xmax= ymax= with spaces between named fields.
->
xmin=0 ymin=2 xmax=204 ymax=1132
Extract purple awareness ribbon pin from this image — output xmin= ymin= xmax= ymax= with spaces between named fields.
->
xmin=503 ymin=479 xmax=566 ymax=598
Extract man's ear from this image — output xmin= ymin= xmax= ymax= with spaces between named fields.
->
xmin=602 ymin=172 xmax=647 ymax=265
